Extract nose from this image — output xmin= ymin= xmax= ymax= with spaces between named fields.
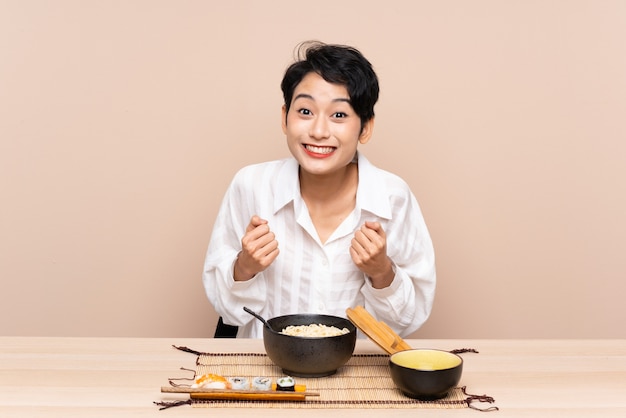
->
xmin=309 ymin=116 xmax=330 ymax=140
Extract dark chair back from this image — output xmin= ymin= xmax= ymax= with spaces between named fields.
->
xmin=214 ymin=316 xmax=238 ymax=338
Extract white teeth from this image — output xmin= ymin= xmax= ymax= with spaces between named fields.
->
xmin=305 ymin=145 xmax=334 ymax=154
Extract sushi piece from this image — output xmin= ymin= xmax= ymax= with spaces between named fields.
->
xmin=192 ymin=373 xmax=229 ymax=389
xmin=276 ymin=376 xmax=295 ymax=392
xmin=252 ymin=377 xmax=272 ymax=391
xmin=228 ymin=377 xmax=250 ymax=390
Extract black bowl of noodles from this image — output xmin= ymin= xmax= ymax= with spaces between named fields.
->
xmin=263 ymin=313 xmax=357 ymax=377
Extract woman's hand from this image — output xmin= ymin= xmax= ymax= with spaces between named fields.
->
xmin=233 ymin=215 xmax=279 ymax=281
xmin=350 ymin=221 xmax=394 ymax=288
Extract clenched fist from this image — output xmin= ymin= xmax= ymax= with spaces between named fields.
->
xmin=350 ymin=221 xmax=394 ymax=288
xmin=233 ymin=215 xmax=279 ymax=281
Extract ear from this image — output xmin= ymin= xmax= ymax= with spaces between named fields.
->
xmin=281 ymin=105 xmax=288 ymax=134
xmin=358 ymin=117 xmax=375 ymax=144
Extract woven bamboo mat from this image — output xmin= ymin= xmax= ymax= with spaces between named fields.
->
xmin=189 ymin=353 xmax=470 ymax=409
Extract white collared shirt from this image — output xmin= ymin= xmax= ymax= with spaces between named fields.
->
xmin=202 ymin=153 xmax=435 ymax=338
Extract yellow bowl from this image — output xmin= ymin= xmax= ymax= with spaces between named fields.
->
xmin=389 ymin=349 xmax=463 ymax=399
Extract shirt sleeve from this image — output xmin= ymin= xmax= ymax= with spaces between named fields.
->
xmin=201 ymin=169 xmax=268 ymax=328
xmin=359 ymin=185 xmax=436 ymax=337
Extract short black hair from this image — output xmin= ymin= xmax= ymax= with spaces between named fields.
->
xmin=281 ymin=41 xmax=379 ymax=129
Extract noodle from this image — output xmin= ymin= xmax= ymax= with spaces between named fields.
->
xmin=280 ymin=323 xmax=350 ymax=337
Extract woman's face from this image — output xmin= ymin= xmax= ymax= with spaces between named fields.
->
xmin=282 ymin=72 xmax=373 ymax=179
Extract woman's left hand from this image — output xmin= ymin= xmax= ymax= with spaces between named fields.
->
xmin=350 ymin=221 xmax=394 ymax=288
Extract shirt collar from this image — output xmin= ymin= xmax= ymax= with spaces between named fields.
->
xmin=273 ymin=158 xmax=300 ymax=214
xmin=355 ymin=152 xmax=392 ymax=220
xmin=273 ymin=153 xmax=392 ymax=220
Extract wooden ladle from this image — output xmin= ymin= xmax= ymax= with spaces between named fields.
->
xmin=346 ymin=306 xmax=412 ymax=355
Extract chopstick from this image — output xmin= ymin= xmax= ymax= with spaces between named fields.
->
xmin=190 ymin=392 xmax=307 ymax=401
xmin=161 ymin=386 xmax=319 ymax=401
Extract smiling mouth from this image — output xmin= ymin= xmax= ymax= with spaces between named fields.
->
xmin=304 ymin=144 xmax=335 ymax=155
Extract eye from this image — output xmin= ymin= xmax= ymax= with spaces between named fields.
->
xmin=298 ymin=108 xmax=312 ymax=116
xmin=333 ymin=112 xmax=348 ymax=118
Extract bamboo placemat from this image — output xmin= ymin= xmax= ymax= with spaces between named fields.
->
xmin=186 ymin=352 xmax=476 ymax=409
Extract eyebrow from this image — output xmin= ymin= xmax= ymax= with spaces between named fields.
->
xmin=293 ymin=93 xmax=351 ymax=104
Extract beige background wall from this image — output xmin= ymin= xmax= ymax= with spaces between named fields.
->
xmin=1 ymin=0 xmax=625 ymax=338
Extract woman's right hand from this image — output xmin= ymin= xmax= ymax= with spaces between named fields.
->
xmin=233 ymin=215 xmax=280 ymax=281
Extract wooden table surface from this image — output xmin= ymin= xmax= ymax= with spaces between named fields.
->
xmin=1 ymin=337 xmax=625 ymax=417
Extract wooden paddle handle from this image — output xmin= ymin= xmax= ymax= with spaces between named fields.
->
xmin=346 ymin=306 xmax=412 ymax=354
xmin=346 ymin=306 xmax=397 ymax=354
xmin=379 ymin=321 xmax=412 ymax=351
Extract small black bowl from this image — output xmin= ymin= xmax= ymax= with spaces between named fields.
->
xmin=389 ymin=349 xmax=463 ymax=400
xmin=263 ymin=313 xmax=357 ymax=378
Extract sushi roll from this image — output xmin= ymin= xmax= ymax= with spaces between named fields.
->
xmin=228 ymin=377 xmax=250 ymax=390
xmin=252 ymin=376 xmax=272 ymax=391
xmin=276 ymin=376 xmax=295 ymax=391
xmin=192 ymin=373 xmax=229 ymax=389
